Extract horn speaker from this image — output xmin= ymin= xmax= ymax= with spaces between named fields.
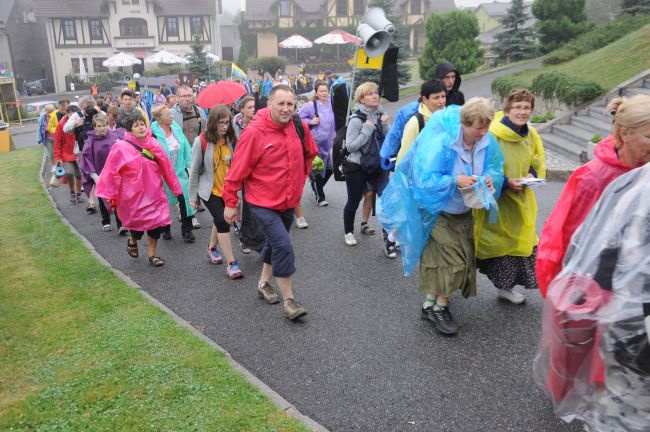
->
xmin=356 ymin=23 xmax=391 ymax=58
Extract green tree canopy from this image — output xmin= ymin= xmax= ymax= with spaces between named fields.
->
xmin=620 ymin=0 xmax=650 ymax=15
xmin=418 ymin=10 xmax=484 ymax=79
xmin=532 ymin=0 xmax=590 ymax=53
xmin=187 ymin=35 xmax=209 ymax=80
xmin=493 ymin=0 xmax=538 ymax=64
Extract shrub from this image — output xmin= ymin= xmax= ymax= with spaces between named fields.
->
xmin=491 ymin=75 xmax=530 ymax=99
xmin=91 ymin=75 xmax=113 ymax=91
xmin=246 ymin=57 xmax=288 ymax=76
xmin=143 ymin=64 xmax=183 ymax=77
xmin=591 ymin=134 xmax=603 ymax=143
xmin=303 ymin=62 xmax=352 ymax=74
xmin=530 ymin=112 xmax=555 ymax=123
xmin=542 ymin=14 xmax=650 ymax=65
xmin=531 ymin=72 xmax=604 ymax=106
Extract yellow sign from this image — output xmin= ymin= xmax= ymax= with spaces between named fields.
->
xmin=348 ymin=48 xmax=383 ymax=70
xmin=127 ymin=81 xmax=136 ymax=90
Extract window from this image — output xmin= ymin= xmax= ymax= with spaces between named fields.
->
xmin=62 ymin=19 xmax=76 ymax=40
xmin=222 ymin=47 xmax=234 ymax=61
xmin=122 ymin=0 xmax=129 ymax=4
xmin=166 ymin=17 xmax=178 ymax=37
xmin=71 ymin=57 xmax=88 ymax=74
xmin=93 ymin=58 xmax=109 ymax=73
xmin=279 ymin=0 xmax=291 ymax=17
xmin=88 ymin=19 xmax=103 ymax=40
xmin=132 ymin=0 xmax=139 ymax=3
xmin=353 ymin=0 xmax=364 ymax=15
xmin=336 ymin=0 xmax=348 ymax=17
xmin=190 ymin=16 xmax=203 ymax=36
xmin=119 ymin=18 xmax=148 ymax=37
xmin=410 ymin=0 xmax=421 ymax=14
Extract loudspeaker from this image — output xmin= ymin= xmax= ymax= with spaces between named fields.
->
xmin=357 ymin=23 xmax=391 ymax=58
xmin=362 ymin=7 xmax=395 ymax=35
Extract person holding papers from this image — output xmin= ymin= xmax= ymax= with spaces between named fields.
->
xmin=474 ymin=89 xmax=546 ymax=304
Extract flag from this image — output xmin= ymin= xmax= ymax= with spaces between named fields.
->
xmin=231 ymin=63 xmax=247 ymax=79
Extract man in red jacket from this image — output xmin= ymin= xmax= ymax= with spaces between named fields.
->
xmin=54 ymin=105 xmax=83 ymax=203
xmin=223 ymin=84 xmax=318 ymax=320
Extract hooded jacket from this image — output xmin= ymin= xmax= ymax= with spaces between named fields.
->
xmin=222 ymin=108 xmax=318 ymax=211
xmin=53 ymin=115 xmax=77 ymax=163
xmin=344 ymin=103 xmax=390 ymax=166
xmin=435 ymin=61 xmax=465 ymax=107
xmin=299 ymin=98 xmax=336 ymax=172
xmin=80 ymin=128 xmax=125 ymax=196
xmin=536 ymin=135 xmax=638 ymax=296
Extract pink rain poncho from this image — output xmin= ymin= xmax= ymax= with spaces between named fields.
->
xmin=533 ymin=163 xmax=650 ymax=432
xmin=96 ymin=129 xmax=182 ymax=231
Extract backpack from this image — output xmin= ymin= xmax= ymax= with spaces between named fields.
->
xmin=414 ymin=112 xmax=425 ymax=133
xmin=331 ymin=110 xmax=366 ymax=182
xmin=359 ymin=116 xmax=385 ymax=174
xmin=379 ymin=101 xmax=420 ymax=170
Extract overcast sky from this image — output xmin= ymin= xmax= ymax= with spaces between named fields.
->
xmin=228 ymin=0 xmax=510 ymax=13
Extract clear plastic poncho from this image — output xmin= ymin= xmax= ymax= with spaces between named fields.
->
xmin=533 ymin=163 xmax=650 ymax=432
xmin=376 ymin=105 xmax=504 ymax=276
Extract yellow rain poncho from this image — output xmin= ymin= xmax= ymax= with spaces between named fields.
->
xmin=474 ymin=112 xmax=546 ymax=259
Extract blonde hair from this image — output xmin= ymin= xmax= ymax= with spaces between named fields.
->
xmin=354 ymin=82 xmax=379 ymax=103
xmin=151 ymin=103 xmax=168 ymax=120
xmin=44 ymin=104 xmax=55 ymax=113
xmin=607 ymin=95 xmax=650 ymax=142
xmin=460 ymin=97 xmax=494 ymax=127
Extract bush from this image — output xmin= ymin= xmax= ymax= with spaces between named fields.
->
xmin=303 ymin=62 xmax=352 ymax=74
xmin=591 ymin=134 xmax=603 ymax=143
xmin=246 ymin=56 xmax=288 ymax=76
xmin=531 ymin=112 xmax=555 ymax=123
xmin=542 ymin=14 xmax=650 ymax=65
xmin=531 ymin=71 xmax=604 ymax=106
xmin=91 ymin=75 xmax=113 ymax=91
xmin=491 ymin=75 xmax=530 ymax=99
xmin=143 ymin=64 xmax=183 ymax=77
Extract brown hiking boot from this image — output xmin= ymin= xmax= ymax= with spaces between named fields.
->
xmin=257 ymin=281 xmax=280 ymax=304
xmin=283 ymin=299 xmax=307 ymax=320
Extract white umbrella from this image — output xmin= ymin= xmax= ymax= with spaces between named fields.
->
xmin=102 ymin=52 xmax=142 ymax=68
xmin=314 ymin=29 xmax=362 ymax=60
xmin=279 ymin=34 xmax=313 ymax=60
xmin=206 ymin=53 xmax=220 ymax=63
xmin=144 ymin=49 xmax=189 ymax=65
xmin=78 ymin=55 xmax=87 ymax=81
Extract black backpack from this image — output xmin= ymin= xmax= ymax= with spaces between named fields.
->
xmin=359 ymin=116 xmax=385 ymax=174
xmin=331 ymin=110 xmax=366 ymax=181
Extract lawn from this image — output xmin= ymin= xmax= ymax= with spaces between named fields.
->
xmin=506 ymin=24 xmax=650 ymax=90
xmin=0 ymin=147 xmax=308 ymax=431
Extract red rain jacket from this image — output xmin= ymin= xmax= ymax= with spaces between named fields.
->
xmin=222 ymin=108 xmax=318 ymax=211
xmin=53 ymin=115 xmax=77 ymax=162
xmin=536 ymin=136 xmax=637 ymax=296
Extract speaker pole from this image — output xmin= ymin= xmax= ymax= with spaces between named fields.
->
xmin=345 ymin=43 xmax=360 ymax=127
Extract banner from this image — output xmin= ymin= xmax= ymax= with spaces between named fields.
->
xmin=231 ymin=63 xmax=247 ymax=79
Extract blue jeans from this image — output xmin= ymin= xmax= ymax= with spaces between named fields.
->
xmin=343 ymin=169 xmax=388 ymax=234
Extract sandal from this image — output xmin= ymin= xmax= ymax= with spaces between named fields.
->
xmin=148 ymin=256 xmax=165 ymax=267
xmin=360 ymin=223 xmax=376 ymax=235
xmin=127 ymin=238 xmax=138 ymax=258
xmin=86 ymin=202 xmax=96 ymax=214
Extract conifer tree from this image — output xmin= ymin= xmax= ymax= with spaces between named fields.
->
xmin=493 ymin=0 xmax=537 ymax=64
xmin=620 ymin=0 xmax=650 ymax=16
xmin=187 ymin=35 xmax=209 ymax=80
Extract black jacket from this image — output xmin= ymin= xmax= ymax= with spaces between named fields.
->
xmin=435 ymin=61 xmax=465 ymax=106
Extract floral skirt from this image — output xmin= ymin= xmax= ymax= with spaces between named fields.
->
xmin=476 ymin=246 xmax=539 ymax=290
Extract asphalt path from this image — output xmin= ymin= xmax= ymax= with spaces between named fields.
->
xmin=41 ymin=60 xmax=585 ymax=431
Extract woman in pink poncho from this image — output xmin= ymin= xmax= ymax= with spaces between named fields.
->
xmin=96 ymin=112 xmax=183 ymax=266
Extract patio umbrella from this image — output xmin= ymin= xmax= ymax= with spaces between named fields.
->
xmin=195 ymin=81 xmax=247 ymax=108
xmin=144 ymin=49 xmax=189 ymax=65
xmin=314 ymin=29 xmax=362 ymax=60
xmin=279 ymin=34 xmax=313 ymax=60
xmin=206 ymin=53 xmax=220 ymax=63
xmin=78 ymin=55 xmax=87 ymax=81
xmin=102 ymin=52 xmax=142 ymax=68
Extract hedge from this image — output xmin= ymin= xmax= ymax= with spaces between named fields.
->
xmin=491 ymin=75 xmax=530 ymax=99
xmin=531 ymin=72 xmax=604 ymax=106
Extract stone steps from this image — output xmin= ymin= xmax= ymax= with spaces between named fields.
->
xmin=625 ymin=86 xmax=650 ymax=97
xmin=540 ymin=132 xmax=587 ymax=161
xmin=586 ymin=106 xmax=613 ymax=124
xmin=571 ymin=114 xmax=611 ymax=136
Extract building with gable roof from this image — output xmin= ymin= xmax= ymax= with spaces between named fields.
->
xmin=34 ymin=0 xmax=239 ymax=92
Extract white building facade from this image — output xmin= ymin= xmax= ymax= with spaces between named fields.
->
xmin=34 ymin=0 xmax=222 ymax=92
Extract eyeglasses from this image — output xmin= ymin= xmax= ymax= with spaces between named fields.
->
xmin=509 ymin=105 xmax=533 ymax=112
xmin=158 ymin=113 xmax=173 ymax=119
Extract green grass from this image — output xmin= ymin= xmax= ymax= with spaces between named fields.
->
xmin=0 ymin=147 xmax=308 ymax=431
xmin=504 ymin=24 xmax=650 ymax=91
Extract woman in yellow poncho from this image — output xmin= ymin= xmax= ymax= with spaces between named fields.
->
xmin=474 ymin=88 xmax=546 ymax=304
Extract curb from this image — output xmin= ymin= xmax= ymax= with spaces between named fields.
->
xmin=546 ymin=168 xmax=573 ymax=182
xmin=38 ymin=153 xmax=329 ymax=432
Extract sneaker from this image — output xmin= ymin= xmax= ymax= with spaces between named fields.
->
xmin=295 ymin=216 xmax=309 ymax=229
xmin=208 ymin=247 xmax=223 ymax=264
xmin=86 ymin=203 xmax=96 ymax=214
xmin=226 ymin=261 xmax=244 ymax=279
xmin=197 ymin=203 xmax=206 ymax=212
xmin=430 ymin=305 xmax=459 ymax=336
xmin=421 ymin=305 xmax=436 ymax=323
xmin=161 ymin=230 xmax=172 ymax=240
xmin=317 ymin=200 xmax=328 ymax=207
xmin=257 ymin=281 xmax=280 ymax=304
xmin=283 ymin=299 xmax=307 ymax=320
xmin=383 ymin=237 xmax=397 ymax=259
xmin=102 ymin=224 xmax=112 ymax=232
xmin=344 ymin=232 xmax=357 ymax=246
xmin=76 ymin=193 xmax=84 ymax=203
xmin=497 ymin=289 xmax=526 ymax=304
xmin=240 ymin=241 xmax=252 ymax=255
xmin=182 ymin=231 xmax=195 ymax=243
xmin=69 ymin=193 xmax=77 ymax=204
xmin=118 ymin=227 xmax=128 ymax=236
xmin=192 ymin=217 xmax=201 ymax=229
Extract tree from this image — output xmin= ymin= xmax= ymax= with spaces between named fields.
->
xmin=586 ymin=0 xmax=622 ymax=22
xmin=493 ymin=0 xmax=538 ymax=64
xmin=532 ymin=0 xmax=590 ymax=53
xmin=187 ymin=35 xmax=209 ymax=80
xmin=245 ymin=56 xmax=287 ymax=76
xmin=352 ymin=0 xmax=412 ymax=91
xmin=418 ymin=10 xmax=484 ymax=80
xmin=620 ymin=0 xmax=650 ymax=15
xmin=237 ymin=41 xmax=249 ymax=69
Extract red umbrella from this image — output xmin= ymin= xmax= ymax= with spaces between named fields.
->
xmin=195 ymin=81 xmax=247 ymax=108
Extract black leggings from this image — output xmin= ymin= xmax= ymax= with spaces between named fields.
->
xmin=98 ymin=198 xmax=122 ymax=227
xmin=202 ymin=194 xmax=231 ymax=233
xmin=310 ymin=168 xmax=333 ymax=203
xmin=130 ymin=226 xmax=162 ymax=240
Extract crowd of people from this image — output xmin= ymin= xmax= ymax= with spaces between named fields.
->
xmin=36 ymin=62 xmax=650 ymax=431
